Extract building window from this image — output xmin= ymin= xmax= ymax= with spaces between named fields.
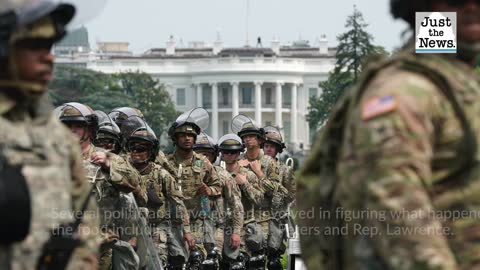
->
xmin=242 ymin=87 xmax=252 ymax=105
xmin=176 ymin=88 xmax=186 ymax=106
xmin=283 ymin=88 xmax=291 ymax=106
xmin=223 ymin=121 xmax=229 ymax=135
xmin=283 ymin=121 xmax=291 ymax=143
xmin=265 ymin=121 xmax=272 ymax=127
xmin=222 ymin=87 xmax=229 ymax=105
xmin=309 ymin=88 xmax=318 ymax=98
xmin=265 ymin=88 xmax=273 ymax=105
xmin=203 ymin=87 xmax=212 ymax=108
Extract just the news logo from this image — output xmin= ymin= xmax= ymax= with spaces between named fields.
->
xmin=415 ymin=12 xmax=457 ymax=53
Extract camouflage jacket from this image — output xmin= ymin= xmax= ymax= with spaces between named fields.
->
xmin=212 ymin=165 xmax=244 ymax=235
xmin=134 ymin=162 xmax=191 ymax=234
xmin=83 ymin=144 xmax=140 ymax=239
xmin=300 ymin=46 xmax=480 ymax=270
xmin=167 ymin=151 xmax=222 ymax=220
xmin=0 ymin=93 xmax=99 ymax=270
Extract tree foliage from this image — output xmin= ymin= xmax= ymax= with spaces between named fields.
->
xmin=307 ymin=6 xmax=388 ymax=130
xmin=49 ymin=66 xmax=178 ymax=137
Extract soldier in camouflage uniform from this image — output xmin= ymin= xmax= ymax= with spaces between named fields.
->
xmin=57 ymin=102 xmax=141 ymax=270
xmin=298 ymin=1 xmax=480 ymax=270
xmin=109 ymin=106 xmax=177 ymax=176
xmin=166 ymin=108 xmax=222 ymax=268
xmin=0 ymin=2 xmax=99 ymax=269
xmin=122 ymin=115 xmax=192 ymax=268
xmin=193 ymin=133 xmax=244 ymax=269
xmin=231 ymin=115 xmax=288 ymax=269
xmin=94 ymin=110 xmax=122 ymax=154
xmin=262 ymin=126 xmax=296 ymax=270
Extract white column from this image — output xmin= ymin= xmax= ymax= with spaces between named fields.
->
xmin=290 ymin=83 xmax=298 ymax=146
xmin=196 ymin=83 xmax=202 ymax=108
xmin=254 ymin=81 xmax=263 ymax=126
xmin=231 ymin=82 xmax=239 ymax=118
xmin=211 ymin=82 xmax=219 ymax=140
xmin=275 ymin=82 xmax=283 ymax=128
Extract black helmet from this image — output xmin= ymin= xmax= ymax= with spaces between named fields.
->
xmin=218 ymin=134 xmax=245 ymax=152
xmin=263 ymin=126 xmax=286 ymax=153
xmin=193 ymin=132 xmax=218 ymax=162
xmin=231 ymin=114 xmax=265 ymax=140
xmin=122 ymin=115 xmax=159 ymax=162
xmin=94 ymin=110 xmax=122 ymax=154
xmin=168 ymin=108 xmax=209 ymax=141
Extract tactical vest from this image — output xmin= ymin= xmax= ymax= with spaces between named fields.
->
xmin=139 ymin=164 xmax=168 ymax=223
xmin=168 ymin=153 xmax=208 ymax=218
xmin=297 ymin=50 xmax=480 ymax=270
xmin=0 ymin=113 xmax=74 ymax=269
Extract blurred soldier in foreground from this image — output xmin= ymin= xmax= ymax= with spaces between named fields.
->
xmin=298 ymin=0 xmax=480 ymax=269
xmin=167 ymin=108 xmax=222 ymax=269
xmin=0 ymin=1 xmax=99 ymax=269
xmin=57 ymin=102 xmax=141 ymax=270
xmin=194 ymin=133 xmax=244 ymax=269
xmin=122 ymin=115 xmax=191 ymax=268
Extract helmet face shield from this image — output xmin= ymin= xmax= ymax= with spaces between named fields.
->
xmin=121 ymin=115 xmax=158 ymax=161
xmin=218 ymin=134 xmax=244 ymax=152
xmin=94 ymin=110 xmax=121 ymax=153
xmin=263 ymin=125 xmax=285 ymax=152
xmin=169 ymin=108 xmax=210 ymax=139
xmin=231 ymin=114 xmax=265 ymax=140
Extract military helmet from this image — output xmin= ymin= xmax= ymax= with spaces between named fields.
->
xmin=218 ymin=134 xmax=245 ymax=152
xmin=109 ymin=107 xmax=144 ymax=128
xmin=122 ymin=115 xmax=159 ymax=162
xmin=263 ymin=126 xmax=286 ymax=153
xmin=0 ymin=1 xmax=75 ymax=94
xmin=231 ymin=114 xmax=265 ymax=139
xmin=194 ymin=132 xmax=218 ymax=161
xmin=168 ymin=108 xmax=209 ymax=139
xmin=94 ymin=110 xmax=122 ymax=153
xmin=56 ymin=102 xmax=99 ymax=139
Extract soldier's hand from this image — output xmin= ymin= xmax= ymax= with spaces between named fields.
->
xmin=249 ymin=160 xmax=263 ymax=178
xmin=235 ymin=173 xmax=247 ymax=185
xmin=230 ymin=233 xmax=241 ymax=249
xmin=91 ymin=152 xmax=110 ymax=169
xmin=132 ymin=184 xmax=143 ymax=195
xmin=198 ymin=183 xmax=212 ymax=196
xmin=184 ymin=233 xmax=196 ymax=250
xmin=238 ymin=159 xmax=249 ymax=167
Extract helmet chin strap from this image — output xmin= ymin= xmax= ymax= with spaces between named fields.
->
xmin=456 ymin=41 xmax=480 ymax=64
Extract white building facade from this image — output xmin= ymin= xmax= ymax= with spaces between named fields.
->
xmin=58 ymin=38 xmax=335 ymax=152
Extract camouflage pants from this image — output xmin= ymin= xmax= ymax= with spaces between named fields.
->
xmin=151 ymin=223 xmax=168 ymax=262
xmin=190 ymin=218 xmax=216 ymax=257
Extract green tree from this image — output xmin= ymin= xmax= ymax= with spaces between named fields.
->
xmin=49 ymin=67 xmax=178 ymax=138
xmin=307 ymin=5 xmax=388 ymax=130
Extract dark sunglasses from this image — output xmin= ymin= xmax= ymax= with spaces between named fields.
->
xmin=221 ymin=150 xmax=239 ymax=155
xmin=129 ymin=145 xmax=150 ymax=153
xmin=444 ymin=0 xmax=480 ymax=6
xmin=96 ymin=138 xmax=116 ymax=145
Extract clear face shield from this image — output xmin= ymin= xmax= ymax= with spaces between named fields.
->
xmin=121 ymin=115 xmax=158 ymax=164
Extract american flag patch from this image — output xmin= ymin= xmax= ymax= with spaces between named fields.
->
xmin=361 ymin=95 xmax=397 ymax=120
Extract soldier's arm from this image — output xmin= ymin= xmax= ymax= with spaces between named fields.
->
xmin=106 ymin=153 xmax=141 ymax=193
xmin=67 ymin=133 xmax=99 ymax=268
xmin=338 ymin=71 xmax=458 ymax=269
xmin=223 ymin=173 xmax=244 ymax=235
xmin=261 ymin=158 xmax=289 ymax=198
xmin=204 ymin=159 xmax=222 ymax=196
xmin=282 ymin=165 xmax=296 ymax=204
xmin=162 ymin=170 xmax=191 ymax=235
xmin=238 ymin=171 xmax=265 ymax=206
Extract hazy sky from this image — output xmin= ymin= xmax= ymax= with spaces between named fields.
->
xmin=83 ymin=0 xmax=410 ymax=54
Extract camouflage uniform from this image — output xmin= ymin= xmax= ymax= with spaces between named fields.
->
xmin=167 ymin=151 xmax=222 ymax=255
xmin=134 ymin=162 xmax=190 ymax=263
xmin=0 ymin=2 xmax=98 ymax=269
xmin=298 ymin=36 xmax=480 ymax=270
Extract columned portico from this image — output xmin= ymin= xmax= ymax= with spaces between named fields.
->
xmin=255 ymin=81 xmax=262 ymax=125
xmin=275 ymin=82 xmax=283 ymax=128
xmin=211 ymin=82 xmax=219 ymax=140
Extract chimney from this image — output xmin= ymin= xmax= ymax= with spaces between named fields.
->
xmin=213 ymin=31 xmax=223 ymax=55
xmin=271 ymin=37 xmax=280 ymax=55
xmin=319 ymin=34 xmax=328 ymax=55
xmin=166 ymin=35 xmax=175 ymax=55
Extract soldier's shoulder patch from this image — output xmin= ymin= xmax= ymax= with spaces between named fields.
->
xmin=361 ymin=95 xmax=397 ymax=121
xmin=195 ymin=159 xmax=204 ymax=168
